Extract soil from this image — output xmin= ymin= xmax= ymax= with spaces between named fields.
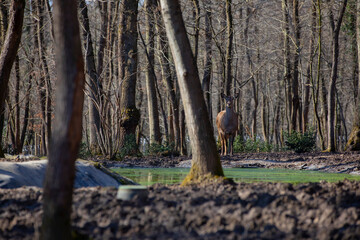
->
xmin=1 ymin=151 xmax=360 ymax=239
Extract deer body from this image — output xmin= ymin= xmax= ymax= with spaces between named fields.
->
xmin=216 ymin=94 xmax=238 ymax=156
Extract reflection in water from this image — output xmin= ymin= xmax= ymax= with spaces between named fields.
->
xmin=112 ymin=167 xmax=360 ymax=186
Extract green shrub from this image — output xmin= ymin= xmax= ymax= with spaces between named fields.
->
xmin=119 ymin=134 xmax=139 ymax=157
xmin=233 ymin=136 xmax=273 ymax=153
xmin=284 ymin=129 xmax=316 ymax=153
xmin=78 ymin=142 xmax=91 ymax=159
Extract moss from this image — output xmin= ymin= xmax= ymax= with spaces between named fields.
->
xmin=181 ymin=163 xmax=231 ymax=186
xmin=345 ymin=125 xmax=360 ymax=151
xmin=121 ymin=107 xmax=140 ymax=128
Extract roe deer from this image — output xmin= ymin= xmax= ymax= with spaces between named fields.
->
xmin=216 ymin=93 xmax=239 ymax=156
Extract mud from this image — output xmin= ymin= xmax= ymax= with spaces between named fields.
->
xmin=1 ymin=152 xmax=360 ymax=239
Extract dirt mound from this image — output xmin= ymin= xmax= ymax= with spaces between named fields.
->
xmin=1 ymin=180 xmax=360 ymax=239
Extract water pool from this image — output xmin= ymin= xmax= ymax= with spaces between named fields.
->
xmin=112 ymin=167 xmax=360 ymax=186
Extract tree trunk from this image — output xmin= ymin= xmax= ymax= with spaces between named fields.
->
xmin=160 ymin=0 xmax=224 ymax=183
xmin=225 ymin=0 xmax=233 ymax=96
xmin=282 ymin=0 xmax=291 ymax=132
xmin=0 ymin=0 xmax=25 ymax=158
xmin=37 ymin=0 xmax=52 ymax=154
xmin=145 ymin=0 xmax=161 ymax=144
xmin=303 ymin=1 xmax=316 ymax=133
xmin=291 ymin=0 xmax=301 ymax=132
xmin=346 ymin=0 xmax=360 ymax=151
xmin=201 ymin=0 xmax=213 ymax=123
xmin=119 ymin=0 xmax=140 ymax=154
xmin=326 ymin=0 xmax=347 ymax=152
xmin=78 ymin=0 xmax=101 ymax=154
xmin=0 ymin=2 xmax=8 ymax=46
xmin=14 ymin=55 xmax=21 ymax=153
xmin=41 ymin=0 xmax=85 ymax=238
xmin=192 ymin=0 xmax=200 ymax=62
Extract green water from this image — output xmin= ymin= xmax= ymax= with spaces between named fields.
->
xmin=112 ymin=167 xmax=360 ymax=186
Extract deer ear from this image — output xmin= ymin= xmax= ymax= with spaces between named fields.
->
xmin=221 ymin=93 xmax=226 ymax=98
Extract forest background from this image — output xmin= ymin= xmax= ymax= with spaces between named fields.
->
xmin=0 ymin=0 xmax=359 ymax=159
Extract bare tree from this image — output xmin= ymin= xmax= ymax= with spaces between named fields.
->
xmin=78 ymin=0 xmax=101 ymax=154
xmin=119 ymin=0 xmax=140 ymax=154
xmin=326 ymin=0 xmax=348 ymax=152
xmin=145 ymin=0 xmax=161 ymax=144
xmin=41 ymin=0 xmax=85 ymax=238
xmin=346 ymin=0 xmax=360 ymax=151
xmin=0 ymin=0 xmax=25 ymax=158
xmin=160 ymin=0 xmax=224 ymax=183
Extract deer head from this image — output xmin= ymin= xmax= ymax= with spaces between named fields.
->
xmin=221 ymin=93 xmax=239 ymax=109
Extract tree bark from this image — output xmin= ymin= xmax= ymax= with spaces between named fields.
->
xmin=160 ymin=0 xmax=224 ymax=182
xmin=78 ymin=0 xmax=101 ymax=154
xmin=326 ymin=0 xmax=347 ymax=152
xmin=303 ymin=1 xmax=316 ymax=133
xmin=0 ymin=0 xmax=25 ymax=158
xmin=282 ymin=0 xmax=291 ymax=132
xmin=41 ymin=0 xmax=85 ymax=238
xmin=192 ymin=0 xmax=200 ymax=62
xmin=145 ymin=0 xmax=161 ymax=144
xmin=201 ymin=0 xmax=213 ymax=123
xmin=291 ymin=0 xmax=301 ymax=132
xmin=346 ymin=0 xmax=360 ymax=151
xmin=119 ymin=0 xmax=140 ymax=154
xmin=225 ymin=0 xmax=233 ymax=96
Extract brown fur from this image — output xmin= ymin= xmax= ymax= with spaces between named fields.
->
xmin=216 ymin=94 xmax=238 ymax=156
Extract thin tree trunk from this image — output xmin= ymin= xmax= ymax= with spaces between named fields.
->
xmin=36 ymin=0 xmax=52 ymax=153
xmin=201 ymin=0 xmax=213 ymax=122
xmin=0 ymin=0 xmax=25 ymax=158
xmin=326 ymin=0 xmax=347 ymax=152
xmin=282 ymin=0 xmax=291 ymax=132
xmin=41 ymin=0 xmax=85 ymax=238
xmin=314 ymin=0 xmax=325 ymax=149
xmin=225 ymin=0 xmax=233 ymax=96
xmin=291 ymin=0 xmax=301 ymax=132
xmin=156 ymin=10 xmax=180 ymax=151
xmin=160 ymin=0 xmax=224 ymax=182
xmin=303 ymin=1 xmax=316 ymax=133
xmin=145 ymin=0 xmax=161 ymax=144
xmin=14 ymin=55 xmax=21 ymax=153
xmin=192 ymin=0 xmax=200 ymax=62
xmin=78 ymin=0 xmax=101 ymax=154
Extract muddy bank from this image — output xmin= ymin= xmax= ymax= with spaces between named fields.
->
xmin=1 ymin=180 xmax=360 ymax=239
xmin=101 ymin=151 xmax=360 ymax=175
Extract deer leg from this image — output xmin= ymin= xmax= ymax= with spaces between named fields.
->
xmin=229 ymin=135 xmax=234 ymax=156
xmin=224 ymin=137 xmax=228 ymax=156
xmin=219 ymin=134 xmax=224 ymax=155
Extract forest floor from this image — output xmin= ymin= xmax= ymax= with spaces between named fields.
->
xmin=1 ymin=151 xmax=360 ymax=239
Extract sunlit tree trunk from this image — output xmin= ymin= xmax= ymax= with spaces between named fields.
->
xmin=41 ymin=0 xmax=85 ymax=238
xmin=160 ymin=0 xmax=224 ymax=182
xmin=0 ymin=0 xmax=25 ymax=158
